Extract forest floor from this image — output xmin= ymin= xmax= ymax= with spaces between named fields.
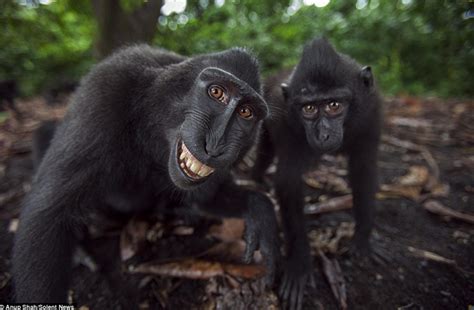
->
xmin=0 ymin=95 xmax=473 ymax=309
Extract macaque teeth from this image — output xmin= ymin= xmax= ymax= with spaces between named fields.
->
xmin=196 ymin=168 xmax=206 ymax=177
xmin=198 ymin=165 xmax=214 ymax=177
xmin=182 ymin=143 xmax=191 ymax=158
xmin=196 ymin=167 xmax=205 ymax=177
xmin=189 ymin=161 xmax=202 ymax=174
xmin=179 ymin=141 xmax=215 ymax=179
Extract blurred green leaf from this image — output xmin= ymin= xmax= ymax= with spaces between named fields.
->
xmin=0 ymin=0 xmax=472 ymax=97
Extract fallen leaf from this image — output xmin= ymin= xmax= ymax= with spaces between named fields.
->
xmin=172 ymin=226 xmax=194 ymax=236
xmin=397 ymin=166 xmax=429 ymax=187
xmin=428 ymin=182 xmax=450 ymax=197
xmin=452 ymin=230 xmax=469 ymax=240
xmin=146 ymin=222 xmax=164 ymax=243
xmin=309 ymin=222 xmax=354 ymax=254
xmin=378 ymin=184 xmax=422 ymax=200
xmin=382 ymin=135 xmax=440 ymax=191
xmin=224 ymin=263 xmax=265 ymax=279
xmin=208 ymin=218 xmax=245 ymax=242
xmin=377 ymin=165 xmax=432 ymax=201
xmin=304 ymin=169 xmax=349 ymax=193
xmin=205 ymin=278 xmax=280 ymax=310
xmin=120 ymin=218 xmax=150 ymax=261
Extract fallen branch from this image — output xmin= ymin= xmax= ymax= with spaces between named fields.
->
xmin=318 ymin=250 xmax=347 ymax=310
xmin=129 ymin=258 xmax=265 ymax=280
xmin=305 ymin=195 xmax=353 ymax=215
xmin=422 ymin=200 xmax=474 ymax=225
xmin=407 ymin=246 xmax=456 ymax=265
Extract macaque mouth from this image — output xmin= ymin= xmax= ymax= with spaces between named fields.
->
xmin=177 ymin=140 xmax=215 ymax=180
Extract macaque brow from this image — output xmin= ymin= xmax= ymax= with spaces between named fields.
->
xmin=298 ymin=87 xmax=352 ymax=103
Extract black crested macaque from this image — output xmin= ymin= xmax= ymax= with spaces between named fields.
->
xmin=252 ymin=38 xmax=382 ymax=309
xmin=13 ymin=45 xmax=280 ymax=303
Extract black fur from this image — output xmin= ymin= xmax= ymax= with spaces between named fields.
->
xmin=252 ymin=38 xmax=382 ymax=310
xmin=13 ymin=45 xmax=280 ymax=303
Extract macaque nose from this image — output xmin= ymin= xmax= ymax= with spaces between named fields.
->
xmin=205 ymin=143 xmax=225 ymax=157
xmin=319 ymin=132 xmax=330 ymax=142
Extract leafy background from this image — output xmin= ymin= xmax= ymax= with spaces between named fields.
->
xmin=0 ymin=0 xmax=472 ymax=97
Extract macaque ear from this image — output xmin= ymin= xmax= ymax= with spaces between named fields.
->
xmin=281 ymin=83 xmax=289 ymax=100
xmin=360 ymin=66 xmax=374 ymax=88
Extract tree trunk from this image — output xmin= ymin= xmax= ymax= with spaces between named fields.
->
xmin=91 ymin=0 xmax=163 ymax=59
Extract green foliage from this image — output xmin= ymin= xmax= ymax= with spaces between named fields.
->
xmin=0 ymin=0 xmax=94 ymax=96
xmin=0 ymin=0 xmax=472 ymax=97
xmin=120 ymin=0 xmax=149 ymax=12
xmin=155 ymin=0 xmax=473 ymax=97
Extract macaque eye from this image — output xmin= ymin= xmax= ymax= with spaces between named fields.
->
xmin=238 ymin=105 xmax=253 ymax=119
xmin=208 ymin=85 xmax=228 ymax=104
xmin=302 ymin=104 xmax=317 ymax=117
xmin=326 ymin=101 xmax=343 ymax=115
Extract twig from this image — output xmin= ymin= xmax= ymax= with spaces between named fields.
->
xmin=422 ymin=200 xmax=474 ymax=225
xmin=407 ymin=246 xmax=456 ymax=265
xmin=318 ymin=250 xmax=347 ymax=310
xmin=129 ymin=259 xmax=265 ymax=280
xmin=305 ymin=195 xmax=353 ymax=215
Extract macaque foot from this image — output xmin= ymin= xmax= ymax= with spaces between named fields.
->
xmin=345 ymin=234 xmax=391 ymax=266
xmin=278 ymin=254 xmax=315 ymax=310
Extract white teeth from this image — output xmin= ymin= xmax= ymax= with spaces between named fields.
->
xmin=189 ymin=161 xmax=202 ymax=174
xmin=198 ymin=165 xmax=213 ymax=177
xmin=196 ymin=168 xmax=205 ymax=177
xmin=178 ymin=141 xmax=215 ymax=179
